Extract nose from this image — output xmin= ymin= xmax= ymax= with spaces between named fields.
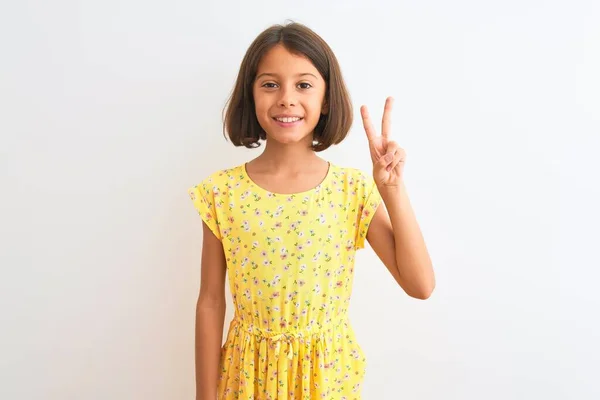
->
xmin=278 ymin=85 xmax=296 ymax=108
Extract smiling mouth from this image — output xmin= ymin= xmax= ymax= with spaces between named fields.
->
xmin=272 ymin=117 xmax=304 ymax=128
xmin=273 ymin=117 xmax=304 ymax=123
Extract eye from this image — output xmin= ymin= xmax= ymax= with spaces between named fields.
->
xmin=260 ymin=82 xmax=313 ymax=89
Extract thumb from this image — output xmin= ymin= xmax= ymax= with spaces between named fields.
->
xmin=379 ymin=151 xmax=395 ymax=167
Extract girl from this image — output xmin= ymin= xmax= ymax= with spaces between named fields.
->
xmin=188 ymin=21 xmax=435 ymax=400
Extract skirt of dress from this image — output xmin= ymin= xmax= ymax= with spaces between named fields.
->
xmin=217 ymin=314 xmax=367 ymax=400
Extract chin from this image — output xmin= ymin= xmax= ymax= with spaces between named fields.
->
xmin=269 ymin=132 xmax=312 ymax=145
xmin=264 ymin=123 xmax=316 ymax=145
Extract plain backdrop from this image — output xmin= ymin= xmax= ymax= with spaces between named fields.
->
xmin=1 ymin=0 xmax=599 ymax=399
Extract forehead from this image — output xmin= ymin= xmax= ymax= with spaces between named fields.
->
xmin=256 ymin=44 xmax=320 ymax=77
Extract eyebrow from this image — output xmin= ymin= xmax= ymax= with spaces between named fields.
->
xmin=255 ymin=72 xmax=318 ymax=80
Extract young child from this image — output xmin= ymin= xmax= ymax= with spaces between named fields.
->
xmin=188 ymin=21 xmax=435 ymax=400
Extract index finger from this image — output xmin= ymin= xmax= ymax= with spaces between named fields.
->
xmin=360 ymin=105 xmax=377 ymax=141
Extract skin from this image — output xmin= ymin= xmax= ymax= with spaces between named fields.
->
xmin=195 ymin=223 xmax=226 ymax=400
xmin=247 ymin=43 xmax=331 ymax=191
xmin=360 ymin=98 xmax=436 ymax=299
xmin=194 ymin=44 xmax=434 ymax=400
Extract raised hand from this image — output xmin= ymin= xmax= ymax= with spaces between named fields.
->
xmin=360 ymin=97 xmax=406 ymax=188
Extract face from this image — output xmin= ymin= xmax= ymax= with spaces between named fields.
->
xmin=252 ymin=44 xmax=328 ymax=146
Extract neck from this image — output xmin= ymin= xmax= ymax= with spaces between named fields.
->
xmin=254 ymin=137 xmax=322 ymax=172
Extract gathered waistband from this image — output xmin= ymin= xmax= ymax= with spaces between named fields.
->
xmin=230 ymin=314 xmax=347 ymax=359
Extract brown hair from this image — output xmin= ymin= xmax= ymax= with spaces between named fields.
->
xmin=222 ymin=21 xmax=353 ymax=152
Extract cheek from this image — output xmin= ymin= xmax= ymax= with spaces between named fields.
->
xmin=253 ymin=94 xmax=270 ymax=114
xmin=309 ymin=98 xmax=326 ymax=118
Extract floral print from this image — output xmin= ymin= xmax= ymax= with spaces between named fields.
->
xmin=188 ymin=162 xmax=381 ymax=400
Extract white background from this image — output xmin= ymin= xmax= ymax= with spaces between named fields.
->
xmin=2 ymin=0 xmax=599 ymax=399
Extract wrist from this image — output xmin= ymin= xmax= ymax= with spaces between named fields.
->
xmin=376 ymin=180 xmax=405 ymax=194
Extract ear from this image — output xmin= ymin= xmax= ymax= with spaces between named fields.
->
xmin=321 ymin=99 xmax=329 ymax=115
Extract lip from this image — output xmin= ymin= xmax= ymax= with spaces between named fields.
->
xmin=272 ymin=114 xmax=304 ymax=119
xmin=272 ymin=116 xmax=303 ymax=128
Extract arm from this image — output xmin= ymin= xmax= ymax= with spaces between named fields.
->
xmin=195 ymin=221 xmax=227 ymax=400
xmin=360 ymin=97 xmax=435 ymax=300
xmin=366 ymin=182 xmax=435 ymax=300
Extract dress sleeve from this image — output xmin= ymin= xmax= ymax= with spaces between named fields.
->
xmin=187 ymin=181 xmax=222 ymax=241
xmin=355 ymin=174 xmax=382 ymax=250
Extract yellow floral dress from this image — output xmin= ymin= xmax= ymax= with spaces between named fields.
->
xmin=188 ymin=162 xmax=381 ymax=400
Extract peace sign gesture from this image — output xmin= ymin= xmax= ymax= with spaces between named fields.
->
xmin=361 ymin=97 xmax=406 ymax=188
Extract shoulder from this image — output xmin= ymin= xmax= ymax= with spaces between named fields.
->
xmin=330 ymin=163 xmax=374 ymax=188
xmin=188 ymin=164 xmax=244 ymax=197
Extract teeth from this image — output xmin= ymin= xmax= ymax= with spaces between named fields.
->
xmin=276 ymin=117 xmax=301 ymax=123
